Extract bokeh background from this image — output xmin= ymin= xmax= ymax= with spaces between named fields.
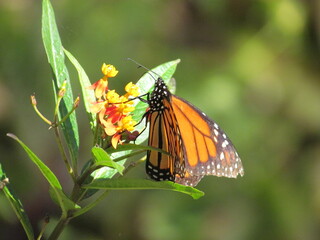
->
xmin=1 ymin=0 xmax=320 ymax=239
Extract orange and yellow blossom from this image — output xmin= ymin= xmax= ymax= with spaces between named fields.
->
xmin=89 ymin=63 xmax=119 ymax=99
xmin=111 ymin=115 xmax=137 ymax=148
xmin=124 ymin=82 xmax=140 ymax=98
xmin=90 ymin=63 xmax=139 ymax=148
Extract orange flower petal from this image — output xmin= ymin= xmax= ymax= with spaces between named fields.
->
xmin=90 ymin=101 xmax=105 ymax=113
xmin=111 ymin=133 xmax=121 ymax=149
xmin=95 ymin=79 xmax=109 ymax=99
xmin=87 ymin=81 xmax=99 ymax=90
xmin=103 ymin=119 xmax=117 ymax=136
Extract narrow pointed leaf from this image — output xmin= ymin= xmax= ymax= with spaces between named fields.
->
xmin=84 ymin=179 xmax=204 ymax=200
xmin=91 ymin=147 xmax=124 ymax=174
xmin=0 ymin=164 xmax=35 ymax=240
xmin=7 ymin=134 xmax=62 ymax=189
xmin=7 ymin=134 xmax=73 ymax=218
xmin=42 ymin=0 xmax=79 ymax=168
xmin=64 ymin=48 xmax=96 ymax=130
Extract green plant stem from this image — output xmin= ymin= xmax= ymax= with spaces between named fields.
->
xmin=53 ymin=126 xmax=75 ymax=182
xmin=112 ymin=149 xmax=146 ymax=162
xmin=32 ymin=104 xmax=52 ymax=126
xmin=48 ymin=181 xmax=82 ymax=240
xmin=47 ymin=216 xmax=70 ymax=240
xmin=55 ymin=102 xmax=78 ymax=127
xmin=71 ymin=190 xmax=109 ymax=218
xmin=47 ymin=146 xmax=146 ymax=239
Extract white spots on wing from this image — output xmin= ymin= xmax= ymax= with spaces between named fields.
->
xmin=213 ymin=129 xmax=219 ymax=136
xmin=213 ymin=136 xmax=218 ymax=143
xmin=222 ymin=140 xmax=229 ymax=148
xmin=185 ymin=148 xmax=245 ymax=180
xmin=222 ymin=133 xmax=227 ymax=139
xmin=214 ymin=123 xmax=219 ymax=129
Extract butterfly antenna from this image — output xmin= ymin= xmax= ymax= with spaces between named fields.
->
xmin=127 ymin=58 xmax=160 ymax=81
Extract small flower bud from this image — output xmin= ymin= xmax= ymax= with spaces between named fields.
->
xmin=73 ymin=96 xmax=80 ymax=108
xmin=30 ymin=94 xmax=37 ymax=106
xmin=0 ymin=177 xmax=9 ymax=190
xmin=58 ymin=81 xmax=67 ymax=97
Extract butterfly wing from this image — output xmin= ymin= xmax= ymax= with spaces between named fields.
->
xmin=146 ymin=98 xmax=184 ymax=181
xmin=171 ymin=95 xmax=244 ymax=186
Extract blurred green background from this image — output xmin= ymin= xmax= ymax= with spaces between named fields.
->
xmin=1 ymin=0 xmax=320 ymax=239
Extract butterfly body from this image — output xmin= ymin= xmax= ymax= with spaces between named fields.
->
xmin=145 ymin=77 xmax=244 ymax=186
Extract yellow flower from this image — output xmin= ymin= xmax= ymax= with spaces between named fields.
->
xmin=117 ymin=115 xmax=137 ymax=132
xmin=88 ymin=64 xmax=118 ymax=99
xmin=125 ymin=82 xmax=140 ymax=97
xmin=101 ymin=63 xmax=118 ymax=77
xmin=106 ymin=90 xmax=121 ymax=103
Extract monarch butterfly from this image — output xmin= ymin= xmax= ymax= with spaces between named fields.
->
xmin=141 ymin=77 xmax=244 ymax=187
xmin=131 ymin=60 xmax=244 ymax=187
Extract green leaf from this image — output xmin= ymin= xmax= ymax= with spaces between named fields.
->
xmin=84 ymin=179 xmax=204 ymax=200
xmin=49 ymin=187 xmax=81 ymax=211
xmin=7 ymin=134 xmax=62 ymax=189
xmin=0 ymin=164 xmax=35 ymax=240
xmin=106 ymin=143 xmax=170 ymax=157
xmin=132 ymin=59 xmax=180 ymax=125
xmin=64 ymin=48 xmax=96 ymax=130
xmin=91 ymin=147 xmax=125 ymax=174
xmin=42 ymin=0 xmax=79 ymax=169
xmin=6 ymin=134 xmax=74 ymax=218
xmin=82 ymin=147 xmax=127 ymax=199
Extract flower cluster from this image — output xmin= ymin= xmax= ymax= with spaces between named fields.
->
xmin=90 ymin=63 xmax=140 ymax=148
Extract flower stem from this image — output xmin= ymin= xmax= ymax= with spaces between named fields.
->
xmin=55 ymin=97 xmax=80 ymax=127
xmin=48 ymin=181 xmax=83 ymax=240
xmin=47 ymin=216 xmax=70 ymax=240
xmin=71 ymin=190 xmax=109 ymax=218
xmin=53 ymin=126 xmax=75 ymax=182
